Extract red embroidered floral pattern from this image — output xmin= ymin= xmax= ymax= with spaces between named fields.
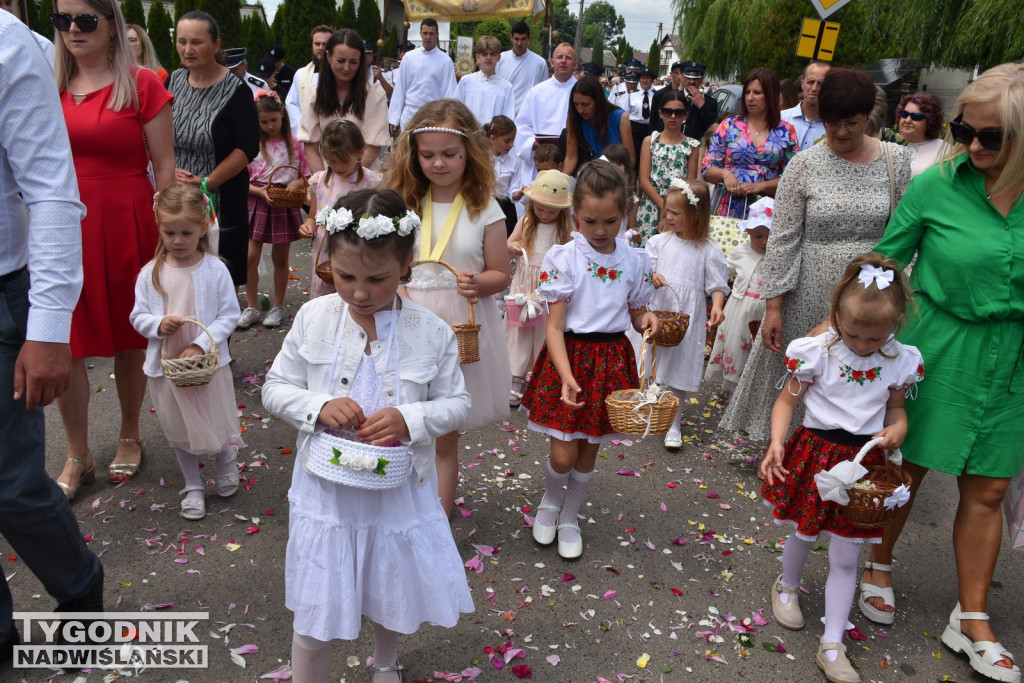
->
xmin=587 ymin=260 xmax=621 ymax=282
xmin=916 ymin=363 xmax=925 ymax=380
xmin=538 ymin=268 xmax=559 ymax=283
xmin=839 ymin=364 xmax=883 ymax=385
xmin=784 ymin=355 xmax=805 ymax=372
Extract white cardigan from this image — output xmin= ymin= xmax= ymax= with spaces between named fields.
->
xmin=262 ymin=295 xmax=470 ymax=486
xmin=130 ymin=254 xmax=241 ymax=377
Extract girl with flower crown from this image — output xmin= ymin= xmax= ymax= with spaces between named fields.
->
xmin=263 ymin=188 xmax=473 ymax=683
xmin=641 ymin=178 xmax=729 ymax=450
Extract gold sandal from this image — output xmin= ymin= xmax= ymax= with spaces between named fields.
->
xmin=56 ymin=454 xmax=96 ymax=501
xmin=108 ymin=438 xmax=145 ymax=483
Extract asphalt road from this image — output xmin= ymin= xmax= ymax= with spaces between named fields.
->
xmin=3 ymin=243 xmax=1022 ymax=683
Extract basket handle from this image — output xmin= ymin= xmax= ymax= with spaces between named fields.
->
xmin=650 ymin=276 xmax=681 ymax=310
xmin=637 ymin=329 xmax=658 ymax=391
xmin=411 ymin=259 xmax=475 ymax=325
xmin=159 ymin=317 xmax=216 ymax=360
xmin=849 ymin=437 xmax=902 ymax=465
xmin=268 ymin=164 xmax=307 ymax=188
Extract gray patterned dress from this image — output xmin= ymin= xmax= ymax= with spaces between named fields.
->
xmin=719 ymin=140 xmax=912 ymax=440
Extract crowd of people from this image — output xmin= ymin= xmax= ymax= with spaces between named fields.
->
xmin=1 ymin=2 xmax=1023 ymax=682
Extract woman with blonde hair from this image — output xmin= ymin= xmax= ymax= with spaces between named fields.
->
xmin=52 ymin=0 xmax=174 ymax=498
xmin=126 ymin=23 xmax=168 ymax=82
xmin=866 ymin=62 xmax=1024 ymax=683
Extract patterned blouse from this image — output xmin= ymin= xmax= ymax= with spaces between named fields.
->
xmin=701 ymin=116 xmax=798 ymax=218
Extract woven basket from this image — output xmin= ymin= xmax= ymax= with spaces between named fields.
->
xmin=605 ymin=331 xmax=679 ymax=436
xmin=412 ymin=260 xmax=481 ymax=364
xmin=305 ymin=431 xmax=412 ymax=489
xmin=314 ymin=235 xmax=334 ymax=283
xmin=160 ymin=318 xmax=219 ymax=388
xmin=842 ymin=438 xmax=913 ymax=529
xmin=266 ymin=165 xmax=308 ymax=208
xmin=650 ymin=282 xmax=689 ymax=347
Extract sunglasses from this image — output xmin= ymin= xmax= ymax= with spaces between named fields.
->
xmin=949 ymin=115 xmax=1006 ymax=151
xmin=661 ymin=107 xmax=687 ymax=118
xmin=50 ymin=12 xmax=100 ymax=33
xmin=898 ymin=110 xmax=926 ymax=122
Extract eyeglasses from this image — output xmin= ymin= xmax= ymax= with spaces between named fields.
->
xmin=50 ymin=12 xmax=100 ymax=33
xmin=823 ymin=118 xmax=868 ymax=133
xmin=898 ymin=110 xmax=926 ymax=122
xmin=660 ymin=107 xmax=687 ymax=118
xmin=949 ymin=115 xmax=1006 ymax=151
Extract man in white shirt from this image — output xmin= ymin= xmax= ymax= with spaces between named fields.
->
xmin=285 ymin=25 xmax=333 ymax=135
xmin=495 ymin=21 xmax=548 ymax=115
xmin=782 ymin=60 xmax=831 ymax=150
xmin=388 ymin=18 xmax=457 ymax=133
xmin=455 ymin=35 xmax=515 ymax=127
xmin=0 ymin=11 xmax=104 ymax=664
xmin=513 ymin=42 xmax=578 ymax=181
xmin=626 ymin=66 xmax=656 ymax=170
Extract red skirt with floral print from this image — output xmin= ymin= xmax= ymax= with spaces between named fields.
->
xmin=761 ymin=426 xmax=886 ymax=541
xmin=522 ymin=333 xmax=638 ymax=439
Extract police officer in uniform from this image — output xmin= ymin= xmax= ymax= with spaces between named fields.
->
xmin=678 ymin=61 xmax=718 ymax=139
xmin=608 ymin=70 xmax=629 ymax=108
xmin=267 ymin=44 xmax=295 ymax=96
xmin=225 ymin=47 xmax=267 ymax=95
xmin=626 ymin=66 xmax=656 ymax=170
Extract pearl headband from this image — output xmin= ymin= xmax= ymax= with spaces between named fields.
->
xmin=411 ymin=126 xmax=467 ymax=137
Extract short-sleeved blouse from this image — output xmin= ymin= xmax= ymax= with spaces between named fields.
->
xmin=701 ymin=116 xmax=798 ymax=218
xmin=297 ymin=82 xmax=390 ymax=148
xmin=538 ymin=233 xmax=653 ymax=334
xmin=785 ymin=330 xmax=923 ymax=435
xmin=248 ymin=138 xmax=310 ymax=184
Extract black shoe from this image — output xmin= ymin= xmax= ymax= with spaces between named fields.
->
xmin=0 ymin=627 xmax=20 ymax=665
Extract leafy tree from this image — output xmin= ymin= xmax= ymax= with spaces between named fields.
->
xmin=646 ymin=38 xmax=660 ymax=72
xmin=277 ymin=0 xmax=335 ymax=68
xmin=474 ymin=19 xmax=511 ymax=51
xmin=147 ymin=0 xmax=174 ymax=69
xmin=549 ymin=0 xmax=576 ymax=49
xmin=337 ymin=0 xmax=357 ymax=31
xmin=174 ymin=0 xmax=197 ymax=22
xmin=383 ymin=24 xmax=398 ymax=58
xmin=613 ymin=36 xmax=633 ymax=66
xmin=590 ymin=32 xmax=605 ymax=69
xmin=244 ymin=14 xmax=270 ymax=67
xmin=121 ymin=0 xmax=147 ymax=27
xmin=197 ymin=0 xmax=242 ymax=48
xmin=356 ymin=0 xmax=382 ymax=45
xmin=269 ymin=3 xmax=283 ymax=45
xmin=582 ymin=1 xmax=624 ymax=44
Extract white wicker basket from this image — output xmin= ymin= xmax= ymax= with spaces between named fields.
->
xmin=305 ymin=431 xmax=412 ymax=490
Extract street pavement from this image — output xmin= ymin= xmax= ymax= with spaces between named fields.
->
xmin=3 ymin=242 xmax=1022 ymax=683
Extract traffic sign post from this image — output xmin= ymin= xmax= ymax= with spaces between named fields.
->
xmin=809 ymin=0 xmax=853 ymax=19
xmin=796 ymin=18 xmax=840 ymax=61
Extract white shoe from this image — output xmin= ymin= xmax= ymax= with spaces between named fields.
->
xmin=858 ymin=560 xmax=896 ymax=624
xmin=263 ymin=306 xmax=284 ymax=328
xmin=664 ymin=429 xmax=683 ymax=450
xmin=816 ymin=642 xmax=860 ymax=683
xmin=237 ymin=307 xmax=262 ymax=329
xmin=532 ymin=503 xmax=559 ymax=545
xmin=179 ymin=485 xmax=206 ymax=521
xmin=941 ymin=602 xmax=1021 ymax=683
xmin=556 ymin=522 xmax=583 ymax=560
xmin=771 ymin=573 xmax=804 ymax=630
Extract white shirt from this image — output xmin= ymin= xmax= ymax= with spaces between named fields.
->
xmin=785 ymin=329 xmax=924 ymax=435
xmin=387 ymin=46 xmax=457 ymax=128
xmin=238 ymin=70 xmax=268 ymax=95
xmin=608 ymin=84 xmax=630 ymax=111
xmin=32 ymin=29 xmax=55 ymax=70
xmin=285 ymin=62 xmax=319 ymax=135
xmin=454 ymin=71 xmax=515 ymax=128
xmin=495 ymin=48 xmax=549 ymax=114
xmin=538 ymin=232 xmax=653 ymax=334
xmin=626 ymin=86 xmax=656 ymax=124
xmin=0 ymin=12 xmax=85 ymax=344
xmin=514 ymin=75 xmax=577 ymax=177
xmin=781 ymin=103 xmax=826 ymax=151
xmin=492 ymin=151 xmax=523 ymax=199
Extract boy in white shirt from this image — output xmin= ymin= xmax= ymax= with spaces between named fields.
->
xmin=454 ymin=35 xmax=515 ymax=127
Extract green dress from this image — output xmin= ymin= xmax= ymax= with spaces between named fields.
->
xmin=875 ymin=154 xmax=1024 ymax=478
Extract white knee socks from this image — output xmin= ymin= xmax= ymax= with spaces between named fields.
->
xmin=557 ymin=469 xmax=594 ymax=544
xmin=823 ymin=537 xmax=862 ymax=650
xmin=537 ymin=461 xmax=569 ymax=527
xmin=779 ymin=534 xmax=814 ymax=600
xmin=670 ymin=389 xmax=687 ymax=433
xmin=173 ymin=447 xmax=202 ymax=489
xmin=291 ymin=632 xmax=331 ymax=682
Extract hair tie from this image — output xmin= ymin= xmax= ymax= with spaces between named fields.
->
xmin=670 ymin=177 xmax=700 ymax=207
xmin=858 ymin=264 xmax=894 ymax=290
xmin=254 ymin=89 xmax=280 ymax=102
xmin=411 ymin=126 xmax=468 ymax=138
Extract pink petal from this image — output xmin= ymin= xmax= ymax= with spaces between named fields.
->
xmin=471 ymin=544 xmax=495 ymax=557
xmin=511 ymin=664 xmax=532 ymax=678
xmin=616 ymin=470 xmax=640 ymax=476
xmin=603 ymin=590 xmax=617 ymax=599
xmin=465 ymin=555 xmax=484 ymax=573
xmin=559 ymin=573 xmax=575 ymax=582
xmin=546 ymin=654 xmax=560 ymax=665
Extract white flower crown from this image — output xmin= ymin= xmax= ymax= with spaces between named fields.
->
xmin=315 ymin=208 xmax=420 ymax=240
xmin=669 ymin=178 xmax=700 ymax=207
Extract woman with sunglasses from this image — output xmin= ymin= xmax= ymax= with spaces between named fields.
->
xmin=636 ymin=89 xmax=700 ymax=245
xmin=896 ymin=91 xmax=948 ymax=176
xmin=51 ymin=0 xmax=174 ymax=499
xmin=864 ymin=63 xmax=1024 ymax=683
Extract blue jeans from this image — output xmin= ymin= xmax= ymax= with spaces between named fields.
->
xmin=0 ymin=269 xmax=101 ymax=643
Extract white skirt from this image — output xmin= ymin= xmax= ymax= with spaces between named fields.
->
xmin=286 ymin=462 xmax=474 ymax=641
xmin=148 ymin=366 xmax=243 ymax=456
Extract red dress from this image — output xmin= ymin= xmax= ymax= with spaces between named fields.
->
xmin=61 ymin=68 xmax=172 ymax=358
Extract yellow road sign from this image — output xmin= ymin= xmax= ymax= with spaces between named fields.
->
xmin=796 ymin=18 xmax=840 ymax=61
xmin=810 ymin=0 xmax=854 ymax=19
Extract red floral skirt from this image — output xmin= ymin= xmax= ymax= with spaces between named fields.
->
xmin=522 ymin=333 xmax=638 ymax=440
xmin=761 ymin=426 xmax=886 ymax=542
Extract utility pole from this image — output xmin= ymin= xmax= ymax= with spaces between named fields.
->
xmin=573 ymin=0 xmax=584 ymax=58
xmin=657 ymin=22 xmax=663 ymax=43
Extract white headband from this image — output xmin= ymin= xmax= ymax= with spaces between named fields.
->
xmin=411 ymin=126 xmax=467 ymax=137
xmin=669 ymin=177 xmax=700 ymax=207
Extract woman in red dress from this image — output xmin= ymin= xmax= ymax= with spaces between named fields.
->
xmin=52 ymin=0 xmax=174 ymax=499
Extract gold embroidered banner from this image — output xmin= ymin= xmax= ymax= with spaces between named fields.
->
xmin=405 ymin=0 xmax=544 ymax=22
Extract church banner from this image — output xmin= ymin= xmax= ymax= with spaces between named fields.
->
xmin=405 ymin=0 xmax=544 ymax=22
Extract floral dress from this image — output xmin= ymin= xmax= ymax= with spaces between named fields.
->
xmin=701 ymin=116 xmax=798 ymax=218
xmin=637 ymin=131 xmax=700 ymax=245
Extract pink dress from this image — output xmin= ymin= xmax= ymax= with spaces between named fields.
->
xmin=309 ymin=167 xmax=382 ymax=298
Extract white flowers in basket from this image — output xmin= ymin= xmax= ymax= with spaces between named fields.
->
xmin=327 ymin=446 xmax=389 ymax=477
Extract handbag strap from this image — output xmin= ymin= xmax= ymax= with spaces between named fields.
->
xmin=132 ymin=67 xmax=151 ymax=162
xmin=882 ymin=140 xmax=895 ymax=221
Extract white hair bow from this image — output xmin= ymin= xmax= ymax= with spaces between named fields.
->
xmin=858 ymin=264 xmax=894 ymax=291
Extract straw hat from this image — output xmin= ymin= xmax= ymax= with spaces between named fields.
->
xmin=524 ymin=170 xmax=572 ymax=209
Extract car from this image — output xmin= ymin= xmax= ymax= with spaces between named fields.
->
xmin=711 ymin=84 xmax=743 ymax=115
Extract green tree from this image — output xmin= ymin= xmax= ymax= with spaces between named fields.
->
xmin=245 ymin=14 xmax=270 ymax=66
xmin=147 ymin=0 xmax=174 ymax=69
xmin=383 ymin=24 xmax=398 ymax=58
xmin=590 ymin=32 xmax=605 ymax=69
xmin=613 ymin=36 xmax=633 ymax=66
xmin=549 ymin=0 xmax=576 ymax=50
xmin=27 ymin=0 xmax=46 ymax=39
xmin=337 ymin=0 xmax=357 ymax=31
xmin=646 ymin=38 xmax=660 ymax=72
xmin=356 ymin=0 xmax=382 ymax=44
xmin=121 ymin=0 xmax=147 ymax=27
xmin=174 ymin=0 xmax=197 ymax=22
xmin=196 ymin=0 xmax=241 ymax=48
xmin=582 ymin=1 xmax=624 ymax=43
xmin=473 ymin=19 xmax=511 ymax=51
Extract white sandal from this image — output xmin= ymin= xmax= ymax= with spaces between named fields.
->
xmin=179 ymin=485 xmax=206 ymax=521
xmin=371 ymin=659 xmax=405 ymax=682
xmin=941 ymin=602 xmax=1021 ymax=683
xmin=858 ymin=561 xmax=895 ymax=625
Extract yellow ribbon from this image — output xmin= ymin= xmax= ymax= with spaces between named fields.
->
xmin=419 ymin=189 xmax=464 ymax=263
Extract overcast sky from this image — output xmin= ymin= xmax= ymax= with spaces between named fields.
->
xmin=259 ymin=0 xmax=670 ymax=54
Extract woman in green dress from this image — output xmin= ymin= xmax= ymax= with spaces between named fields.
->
xmin=865 ymin=63 xmax=1024 ymax=683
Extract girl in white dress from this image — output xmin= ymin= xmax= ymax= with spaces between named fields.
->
xmin=485 ymin=115 xmax=525 ymax=234
xmin=130 ymin=187 xmax=244 ymax=521
xmin=705 ymin=196 xmax=772 ymax=399
xmin=506 ymin=169 xmax=573 ymax=406
xmin=646 ymin=179 xmax=729 ymax=449
xmin=384 ymin=99 xmax=512 ymax=516
xmin=262 ymin=189 xmax=473 ymax=683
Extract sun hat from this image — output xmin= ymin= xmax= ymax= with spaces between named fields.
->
xmin=524 ymin=170 xmax=572 ymax=209
xmin=737 ymin=196 xmax=774 ymax=231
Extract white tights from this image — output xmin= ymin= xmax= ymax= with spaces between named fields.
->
xmin=290 ymin=624 xmax=400 ymax=683
xmin=669 ymin=389 xmax=687 ymax=433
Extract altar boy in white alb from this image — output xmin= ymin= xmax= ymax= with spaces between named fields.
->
xmin=495 ymin=21 xmax=549 ymax=115
xmin=455 ymin=35 xmax=515 ymax=126
xmin=513 ymin=42 xmax=578 ymax=181
xmin=387 ymin=18 xmax=457 ymax=131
